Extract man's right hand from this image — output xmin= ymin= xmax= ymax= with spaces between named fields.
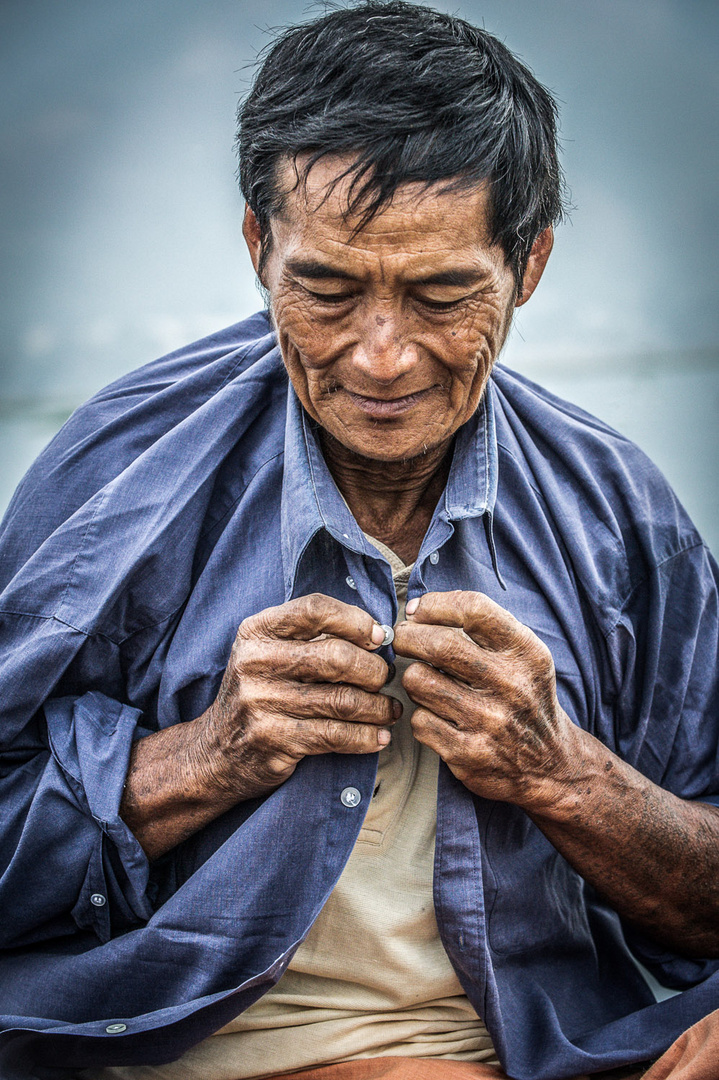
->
xmin=200 ymin=593 xmax=398 ymax=801
xmin=120 ymin=594 xmax=398 ymax=859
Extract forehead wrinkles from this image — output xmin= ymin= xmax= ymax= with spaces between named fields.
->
xmin=275 ymin=157 xmax=492 ymax=245
xmin=276 ymin=203 xmax=500 ymax=289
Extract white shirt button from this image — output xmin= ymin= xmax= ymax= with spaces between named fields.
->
xmin=429 ymin=551 xmax=440 ymax=565
xmin=379 ymin=624 xmax=394 ymax=646
xmin=90 ymin=893 xmax=107 ymax=907
xmin=346 ymin=576 xmax=357 ymax=589
xmin=105 ymin=1023 xmax=127 ymax=1034
xmin=340 ymin=786 xmax=362 ymax=808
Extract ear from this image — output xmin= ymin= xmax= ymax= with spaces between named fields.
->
xmin=242 ymin=204 xmax=263 ymax=277
xmin=515 ymin=227 xmax=553 ymax=307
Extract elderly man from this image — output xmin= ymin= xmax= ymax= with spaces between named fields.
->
xmin=0 ymin=3 xmax=718 ymax=1079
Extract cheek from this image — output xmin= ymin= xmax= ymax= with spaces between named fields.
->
xmin=272 ymin=294 xmax=328 ymax=361
xmin=441 ymin=309 xmax=502 ymax=380
xmin=439 ymin=298 xmax=514 ymax=412
xmin=271 ymin=296 xmax=337 ymax=395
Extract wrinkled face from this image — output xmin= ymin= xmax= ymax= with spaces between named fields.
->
xmin=245 ymin=158 xmax=547 ymax=463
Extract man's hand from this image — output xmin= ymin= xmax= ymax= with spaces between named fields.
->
xmin=393 ymin=589 xmax=580 ymax=812
xmin=202 ymin=593 xmax=397 ymax=801
xmin=121 ymin=594 xmax=397 ymax=860
xmin=394 ymin=590 xmax=719 ymax=956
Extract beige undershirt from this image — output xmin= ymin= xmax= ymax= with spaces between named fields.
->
xmin=82 ymin=540 xmax=497 ymax=1080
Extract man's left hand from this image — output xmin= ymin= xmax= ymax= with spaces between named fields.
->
xmin=393 ymin=590 xmax=581 ymax=812
xmin=394 ymin=589 xmax=719 ymax=955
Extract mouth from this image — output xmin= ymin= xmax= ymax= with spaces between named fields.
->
xmin=343 ymin=387 xmax=432 ymax=419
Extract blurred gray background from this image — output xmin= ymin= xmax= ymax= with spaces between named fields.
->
xmin=1 ymin=0 xmax=717 ymax=550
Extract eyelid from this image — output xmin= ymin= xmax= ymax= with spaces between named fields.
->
xmin=415 ymin=282 xmax=483 ymax=307
xmin=415 ymin=294 xmax=468 ymax=311
xmin=300 ymin=283 xmax=356 ymax=303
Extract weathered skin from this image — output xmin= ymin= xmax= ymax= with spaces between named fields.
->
xmin=121 ymin=595 xmax=396 ymax=858
xmin=120 ymin=158 xmax=719 ymax=958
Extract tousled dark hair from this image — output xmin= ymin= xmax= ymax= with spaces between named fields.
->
xmin=237 ymin=1 xmax=565 ymax=287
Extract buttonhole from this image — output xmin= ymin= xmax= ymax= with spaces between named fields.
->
xmin=384 ymin=662 xmax=396 ymax=685
xmin=373 ymin=782 xmax=381 ymax=799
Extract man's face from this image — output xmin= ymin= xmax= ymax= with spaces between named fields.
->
xmin=245 ymin=158 xmax=547 ymax=463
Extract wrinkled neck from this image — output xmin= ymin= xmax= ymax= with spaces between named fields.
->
xmin=319 ymin=429 xmax=452 ymax=565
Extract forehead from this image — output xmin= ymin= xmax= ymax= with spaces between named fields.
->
xmin=270 ymin=156 xmax=498 ymax=267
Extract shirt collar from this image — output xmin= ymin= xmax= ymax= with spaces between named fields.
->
xmin=280 ymin=380 xmax=501 ymax=599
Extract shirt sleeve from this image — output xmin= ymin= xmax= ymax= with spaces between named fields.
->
xmin=606 ymin=540 xmax=719 ymax=987
xmin=0 ymin=612 xmax=154 ymax=949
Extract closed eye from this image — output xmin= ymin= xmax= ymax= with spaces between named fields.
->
xmin=302 ymin=286 xmax=356 ymax=304
xmin=416 ymin=296 xmax=467 ymax=312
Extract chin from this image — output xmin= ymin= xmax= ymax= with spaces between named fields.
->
xmin=341 ymin=430 xmax=446 ymax=463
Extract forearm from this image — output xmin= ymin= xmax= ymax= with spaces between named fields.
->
xmin=527 ymin=723 xmax=719 ymax=957
xmin=120 ymin=711 xmax=239 ymax=861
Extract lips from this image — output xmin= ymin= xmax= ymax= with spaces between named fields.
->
xmin=343 ymin=388 xmax=431 ymax=419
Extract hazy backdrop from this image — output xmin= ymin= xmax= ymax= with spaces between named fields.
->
xmin=1 ymin=0 xmax=717 ymax=548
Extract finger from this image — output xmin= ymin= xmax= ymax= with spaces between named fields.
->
xmin=242 ymin=593 xmax=385 ymax=649
xmin=409 ymin=706 xmax=465 ymax=759
xmin=279 ymin=682 xmax=401 ymax=725
xmin=393 ymin=622 xmax=490 ymax=685
xmin=294 ymin=718 xmax=393 ymax=756
xmin=242 ymin=636 xmax=389 ymax=692
xmin=402 ymin=662 xmax=481 ymax=725
xmin=405 ymin=590 xmax=529 ymax=651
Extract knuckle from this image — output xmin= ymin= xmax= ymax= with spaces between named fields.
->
xmin=237 ymin=613 xmax=258 ymax=640
xmin=410 ymin=707 xmax=436 ymax=739
xmin=332 ymin=683 xmax=360 ymax=719
xmin=535 ymin=637 xmax=555 ymax=672
xmin=325 ymin=637 xmax=353 ymax=672
xmin=366 ymin=656 xmax=388 ymax=691
xmin=301 ymin=592 xmax=329 ymax=623
xmin=324 ymin=719 xmax=355 ymax=750
xmin=402 ymin=660 xmax=428 ymax=693
xmin=263 ymin=751 xmax=299 ymax=781
xmin=235 ymin=638 xmax=266 ymax=673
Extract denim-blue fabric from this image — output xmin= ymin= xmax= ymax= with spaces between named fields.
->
xmin=0 ymin=310 xmax=718 ymax=1080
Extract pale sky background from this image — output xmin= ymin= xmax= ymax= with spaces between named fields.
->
xmin=1 ymin=0 xmax=718 ymax=548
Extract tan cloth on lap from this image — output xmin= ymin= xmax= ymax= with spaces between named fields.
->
xmin=263 ymin=1010 xmax=719 ymax=1080
xmin=83 ymin=542 xmax=496 ymax=1079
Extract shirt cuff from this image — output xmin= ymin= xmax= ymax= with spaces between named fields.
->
xmin=45 ymin=691 xmax=154 ymax=939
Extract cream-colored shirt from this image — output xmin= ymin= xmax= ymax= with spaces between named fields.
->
xmin=83 ymin=541 xmax=497 ymax=1080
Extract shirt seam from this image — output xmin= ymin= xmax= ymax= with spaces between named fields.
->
xmin=604 ymin=540 xmax=707 ymax=640
xmin=0 ymin=607 xmax=187 ymax=648
xmin=198 ymin=450 xmax=285 ymax=549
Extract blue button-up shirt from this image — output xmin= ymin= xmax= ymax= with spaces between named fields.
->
xmin=1 ymin=311 xmax=718 ymax=1080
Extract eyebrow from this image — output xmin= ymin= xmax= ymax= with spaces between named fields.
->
xmin=285 ymin=259 xmax=357 ymax=281
xmin=285 ymin=259 xmax=485 ymax=289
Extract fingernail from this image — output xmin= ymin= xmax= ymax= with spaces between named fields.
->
xmin=405 ymin=598 xmax=419 ymax=616
xmin=392 ymin=699 xmax=403 ymax=718
xmin=371 ymin=623 xmax=385 ymax=646
xmin=378 ymin=729 xmax=391 ymax=746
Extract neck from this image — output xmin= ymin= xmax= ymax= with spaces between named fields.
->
xmin=319 ymin=430 xmax=453 ymax=565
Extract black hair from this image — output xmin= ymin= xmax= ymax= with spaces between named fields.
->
xmin=237 ymin=0 xmax=565 ymax=287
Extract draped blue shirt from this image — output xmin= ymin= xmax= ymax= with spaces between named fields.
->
xmin=0 ymin=310 xmax=718 ymax=1079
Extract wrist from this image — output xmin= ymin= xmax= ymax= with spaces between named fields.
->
xmin=189 ymin=705 xmax=242 ymax=806
xmin=518 ymin=720 xmax=608 ymax=823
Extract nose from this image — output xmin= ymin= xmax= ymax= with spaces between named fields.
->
xmin=351 ymin=304 xmax=418 ymax=385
